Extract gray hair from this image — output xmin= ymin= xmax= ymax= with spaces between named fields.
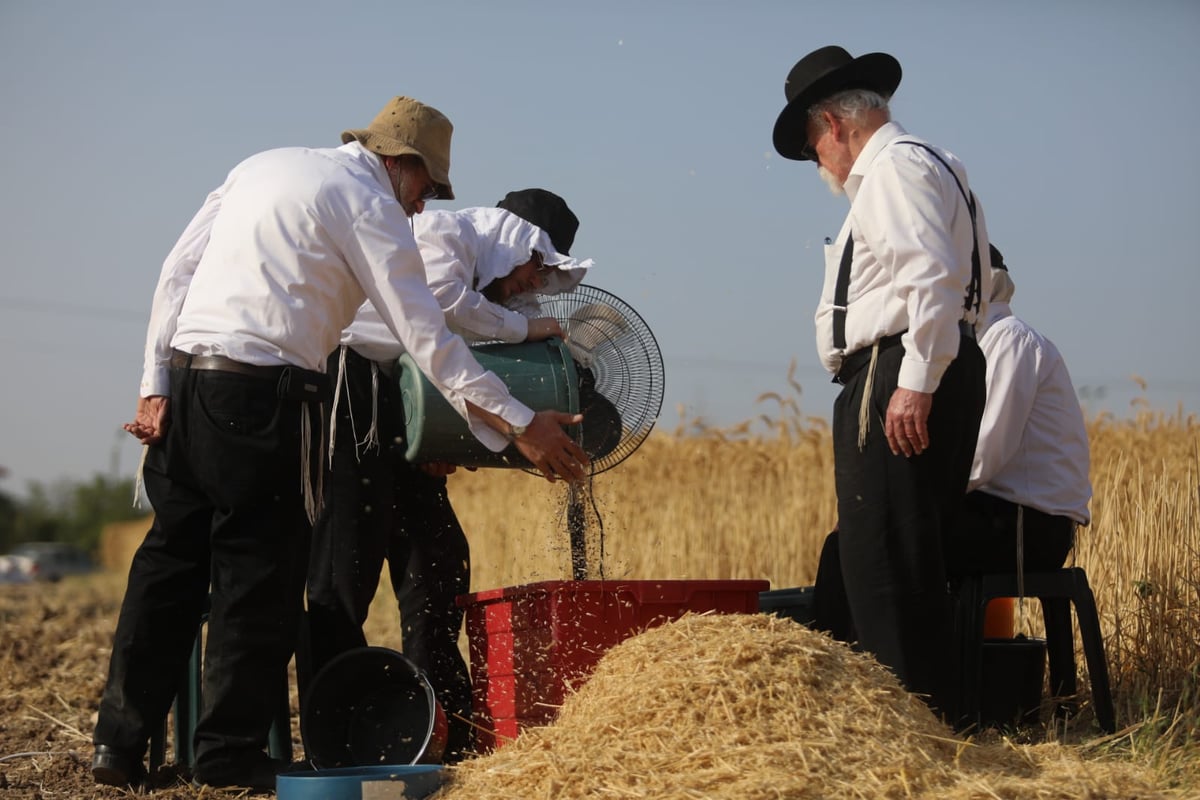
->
xmin=808 ymin=88 xmax=891 ymax=133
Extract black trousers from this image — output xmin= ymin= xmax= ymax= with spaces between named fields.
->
xmin=828 ymin=335 xmax=985 ymax=716
xmin=94 ymin=366 xmax=313 ymax=773
xmin=945 ymin=490 xmax=1076 ymax=575
xmin=300 ymin=348 xmax=473 ymax=759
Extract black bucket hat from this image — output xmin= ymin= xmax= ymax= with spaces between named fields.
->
xmin=497 ymin=188 xmax=579 ymax=255
xmin=773 ymin=46 xmax=902 ymax=162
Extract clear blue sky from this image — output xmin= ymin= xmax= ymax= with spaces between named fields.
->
xmin=1 ymin=0 xmax=1197 ymax=496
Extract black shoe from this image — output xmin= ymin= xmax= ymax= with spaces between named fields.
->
xmin=92 ymin=744 xmax=147 ymax=787
xmin=192 ymin=756 xmax=287 ymax=792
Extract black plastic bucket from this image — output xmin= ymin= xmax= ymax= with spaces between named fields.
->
xmin=758 ymin=586 xmax=816 ymax=626
xmin=301 ymin=647 xmax=448 ymax=768
xmin=980 ymin=635 xmax=1046 ymax=726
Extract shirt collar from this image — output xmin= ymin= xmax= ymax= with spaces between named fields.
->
xmin=844 ymin=120 xmax=908 ymax=201
xmin=987 ymin=300 xmax=1013 ymax=326
xmin=338 ymin=140 xmax=392 ymax=194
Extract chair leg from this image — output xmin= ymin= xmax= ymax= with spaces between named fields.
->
xmin=267 ymin=668 xmax=293 ymax=762
xmin=954 ymin=577 xmax=987 ymax=729
xmin=173 ymin=622 xmax=203 ymax=771
xmin=1042 ymin=595 xmax=1077 ymax=717
xmin=1068 ymin=570 xmax=1117 ymax=734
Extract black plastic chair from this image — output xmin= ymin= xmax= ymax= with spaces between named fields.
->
xmin=148 ymin=596 xmax=292 ymax=771
xmin=955 ymin=567 xmax=1116 ymax=734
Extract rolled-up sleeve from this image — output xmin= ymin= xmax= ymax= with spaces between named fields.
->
xmin=420 ymin=219 xmax=529 ymax=343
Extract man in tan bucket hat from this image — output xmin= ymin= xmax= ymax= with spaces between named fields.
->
xmin=341 ymin=95 xmax=456 ymax=201
xmin=94 ymin=95 xmax=589 ymax=792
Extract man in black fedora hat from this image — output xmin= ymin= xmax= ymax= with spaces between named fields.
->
xmin=300 ymin=188 xmax=593 ymax=761
xmin=774 ymin=46 xmax=991 ymax=718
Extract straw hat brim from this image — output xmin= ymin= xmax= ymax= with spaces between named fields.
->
xmin=342 ymin=129 xmax=455 ymax=200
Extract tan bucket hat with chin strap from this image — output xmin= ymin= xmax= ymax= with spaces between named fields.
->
xmin=342 ymin=96 xmax=455 ymax=200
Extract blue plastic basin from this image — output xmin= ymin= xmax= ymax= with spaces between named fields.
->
xmin=276 ymin=764 xmax=445 ymax=800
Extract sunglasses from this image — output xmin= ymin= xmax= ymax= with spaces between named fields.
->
xmin=420 ymin=180 xmax=440 ymax=202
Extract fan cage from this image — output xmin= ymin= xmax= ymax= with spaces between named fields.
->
xmin=533 ymin=284 xmax=664 ymax=474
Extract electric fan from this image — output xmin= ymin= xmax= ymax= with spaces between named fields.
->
xmin=534 ymin=283 xmax=665 ymax=475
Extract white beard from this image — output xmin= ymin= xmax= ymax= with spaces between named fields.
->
xmin=817 ymin=165 xmax=845 ymax=196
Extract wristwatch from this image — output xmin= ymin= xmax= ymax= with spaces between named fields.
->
xmin=507 ymin=423 xmax=527 ymax=442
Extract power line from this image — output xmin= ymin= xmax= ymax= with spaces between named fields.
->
xmin=0 ymin=297 xmax=145 ymax=323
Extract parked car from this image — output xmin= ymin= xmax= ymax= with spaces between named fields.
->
xmin=0 ymin=554 xmax=33 ymax=584
xmin=7 ymin=542 xmax=97 ymax=582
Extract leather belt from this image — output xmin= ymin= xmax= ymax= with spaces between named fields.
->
xmin=833 ymin=321 xmax=976 ymax=386
xmin=172 ymin=349 xmax=332 ymax=401
xmin=171 ymin=349 xmax=288 ymax=380
xmin=339 ymin=346 xmax=398 ymax=379
xmin=834 ymin=331 xmax=905 ymax=385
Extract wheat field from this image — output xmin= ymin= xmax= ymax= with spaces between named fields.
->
xmin=396 ymin=402 xmax=1199 ymax=789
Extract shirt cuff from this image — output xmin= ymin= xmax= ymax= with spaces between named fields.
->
xmin=897 ymin=356 xmax=946 ymax=394
xmin=497 ymin=310 xmax=529 ymax=343
xmin=466 ymin=403 xmax=535 ymax=452
xmin=141 ymin=367 xmax=172 ymax=398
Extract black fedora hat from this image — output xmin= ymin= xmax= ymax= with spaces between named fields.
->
xmin=497 ymin=188 xmax=579 ymax=255
xmin=772 ymin=46 xmax=902 ymax=162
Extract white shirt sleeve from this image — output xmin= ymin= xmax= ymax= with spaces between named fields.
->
xmin=139 ymin=186 xmax=223 ymax=398
xmin=420 ymin=222 xmax=529 ymax=343
xmin=969 ymin=321 xmax=1040 ymax=489
xmin=857 ymin=151 xmax=969 ymax=393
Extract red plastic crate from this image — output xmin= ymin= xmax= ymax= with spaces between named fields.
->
xmin=457 ymin=579 xmax=769 ymax=751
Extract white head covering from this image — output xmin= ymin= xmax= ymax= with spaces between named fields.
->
xmin=990 ymin=268 xmax=1014 ymax=304
xmin=453 ymin=207 xmax=592 ymax=295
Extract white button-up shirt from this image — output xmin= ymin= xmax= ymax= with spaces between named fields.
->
xmin=139 ymin=142 xmax=533 ymax=448
xmin=815 ymin=121 xmax=991 ymax=392
xmin=969 ymin=302 xmax=1092 ymax=524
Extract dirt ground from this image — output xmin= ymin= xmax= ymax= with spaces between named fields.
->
xmin=0 ymin=573 xmax=291 ymax=799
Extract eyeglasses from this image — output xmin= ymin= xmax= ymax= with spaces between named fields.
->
xmin=802 ymin=118 xmax=822 ymax=162
xmin=532 ymin=251 xmax=555 ymax=277
xmin=420 ymin=180 xmax=440 ymax=202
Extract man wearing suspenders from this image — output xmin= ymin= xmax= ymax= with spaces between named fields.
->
xmin=773 ymin=46 xmax=991 ymax=719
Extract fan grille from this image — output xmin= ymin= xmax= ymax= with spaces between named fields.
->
xmin=535 ymin=284 xmax=664 ymax=474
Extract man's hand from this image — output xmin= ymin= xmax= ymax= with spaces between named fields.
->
xmin=511 ymin=410 xmax=589 ymax=483
xmin=884 ymin=388 xmax=933 ymax=457
xmin=123 ymin=396 xmax=170 ymax=445
xmin=525 ymin=317 xmax=564 ymax=342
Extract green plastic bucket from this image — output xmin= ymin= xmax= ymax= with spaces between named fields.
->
xmin=397 ymin=338 xmax=580 ymax=467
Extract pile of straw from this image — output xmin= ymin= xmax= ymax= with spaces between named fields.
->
xmin=434 ymin=613 xmax=1163 ymax=800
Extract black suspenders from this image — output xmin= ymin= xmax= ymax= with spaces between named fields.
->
xmin=831 ymin=141 xmax=982 ymax=352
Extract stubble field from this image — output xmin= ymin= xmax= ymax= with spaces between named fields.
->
xmin=1 ymin=403 xmax=1196 ymax=798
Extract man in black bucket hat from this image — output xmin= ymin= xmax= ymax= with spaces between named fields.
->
xmin=774 ymin=46 xmax=992 ymax=720
xmin=301 ymin=187 xmax=596 ymax=762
